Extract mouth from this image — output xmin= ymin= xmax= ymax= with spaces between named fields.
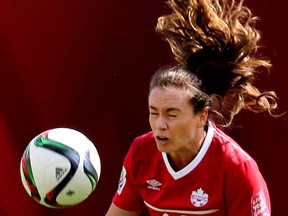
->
xmin=155 ymin=135 xmax=169 ymax=142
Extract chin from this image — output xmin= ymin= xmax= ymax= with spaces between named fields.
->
xmin=156 ymin=143 xmax=170 ymax=153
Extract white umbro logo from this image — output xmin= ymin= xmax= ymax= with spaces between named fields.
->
xmin=146 ymin=179 xmax=162 ymax=191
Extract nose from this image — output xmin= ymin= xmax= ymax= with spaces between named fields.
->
xmin=154 ymin=116 xmax=168 ymax=130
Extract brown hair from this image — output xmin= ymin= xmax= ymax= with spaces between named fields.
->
xmin=155 ymin=0 xmax=279 ymax=126
xmin=149 ymin=66 xmax=211 ymax=115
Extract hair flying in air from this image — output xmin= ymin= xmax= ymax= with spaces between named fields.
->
xmin=156 ymin=0 xmax=279 ymax=126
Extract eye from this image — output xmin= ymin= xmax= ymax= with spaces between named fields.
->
xmin=168 ymin=114 xmax=177 ymax=118
xmin=149 ymin=112 xmax=158 ymax=116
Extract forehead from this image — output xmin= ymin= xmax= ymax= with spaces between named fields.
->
xmin=148 ymin=87 xmax=191 ymax=108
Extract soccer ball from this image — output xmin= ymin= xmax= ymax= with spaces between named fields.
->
xmin=20 ymin=128 xmax=101 ymax=208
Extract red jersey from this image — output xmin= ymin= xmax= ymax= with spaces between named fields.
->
xmin=112 ymin=122 xmax=271 ymax=216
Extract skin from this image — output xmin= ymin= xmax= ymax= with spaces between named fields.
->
xmin=148 ymin=86 xmax=208 ymax=170
xmin=106 ymin=86 xmax=208 ymax=215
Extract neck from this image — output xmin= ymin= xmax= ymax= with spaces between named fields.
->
xmin=168 ymin=130 xmax=206 ymax=171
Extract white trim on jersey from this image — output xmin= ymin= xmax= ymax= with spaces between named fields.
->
xmin=144 ymin=201 xmax=219 ymax=215
xmin=162 ymin=121 xmax=215 ymax=180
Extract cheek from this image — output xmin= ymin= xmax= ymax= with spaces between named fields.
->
xmin=149 ymin=117 xmax=155 ymax=129
xmin=174 ymin=120 xmax=197 ymax=138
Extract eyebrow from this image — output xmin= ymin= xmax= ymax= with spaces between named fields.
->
xmin=166 ymin=108 xmax=181 ymax=112
xmin=148 ymin=106 xmax=181 ymax=112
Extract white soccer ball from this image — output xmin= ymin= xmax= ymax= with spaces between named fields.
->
xmin=20 ymin=128 xmax=101 ymax=208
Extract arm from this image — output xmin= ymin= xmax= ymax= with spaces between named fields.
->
xmin=106 ymin=139 xmax=145 ymax=215
xmin=226 ymin=160 xmax=271 ymax=216
xmin=106 ymin=203 xmax=140 ymax=216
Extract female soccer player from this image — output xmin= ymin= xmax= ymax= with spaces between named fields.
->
xmin=106 ymin=0 xmax=279 ymax=215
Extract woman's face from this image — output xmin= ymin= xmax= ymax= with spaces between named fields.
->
xmin=148 ymin=86 xmax=207 ymax=156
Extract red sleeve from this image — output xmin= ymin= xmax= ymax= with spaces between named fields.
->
xmin=225 ymin=160 xmax=271 ymax=216
xmin=112 ymin=139 xmax=144 ymax=211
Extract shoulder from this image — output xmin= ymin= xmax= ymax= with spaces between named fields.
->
xmin=210 ymin=124 xmax=254 ymax=166
xmin=125 ymin=131 xmax=158 ymax=162
xmin=124 ymin=131 xmax=160 ymax=177
xmin=133 ymin=131 xmax=154 ymax=143
xmin=210 ymin=125 xmax=266 ymax=186
xmin=130 ymin=131 xmax=156 ymax=151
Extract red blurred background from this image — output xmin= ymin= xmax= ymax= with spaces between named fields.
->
xmin=0 ymin=0 xmax=287 ymax=215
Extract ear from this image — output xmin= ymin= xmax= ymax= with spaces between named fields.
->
xmin=197 ymin=109 xmax=208 ymax=128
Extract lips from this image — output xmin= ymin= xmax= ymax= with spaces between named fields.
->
xmin=155 ymin=135 xmax=169 ymax=142
xmin=156 ymin=136 xmax=168 ymax=141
